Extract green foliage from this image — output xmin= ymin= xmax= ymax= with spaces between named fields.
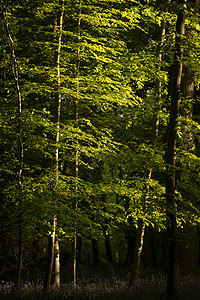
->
xmin=0 ymin=0 xmax=200 ymax=281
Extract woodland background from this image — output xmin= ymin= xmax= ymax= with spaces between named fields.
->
xmin=0 ymin=0 xmax=200 ymax=298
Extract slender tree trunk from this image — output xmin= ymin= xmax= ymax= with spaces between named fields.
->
xmin=124 ymin=234 xmax=135 ymax=267
xmin=124 ymin=206 xmax=135 ymax=267
xmin=1 ymin=1 xmax=24 ymax=288
xmin=178 ymin=0 xmax=199 ymax=276
xmin=91 ymin=239 xmax=100 ymax=267
xmin=77 ymin=237 xmax=82 ymax=264
xmin=73 ymin=146 xmax=79 ymax=288
xmin=129 ymin=19 xmax=166 ymax=287
xmin=17 ymin=222 xmax=23 ymax=285
xmin=141 ymin=228 xmax=151 ymax=270
xmin=31 ymin=236 xmax=39 ymax=265
xmin=73 ymin=227 xmax=77 ymax=288
xmin=53 ymin=0 xmax=64 ymax=289
xmin=44 ymin=216 xmax=56 ymax=289
xmin=103 ymin=228 xmax=113 ymax=264
xmin=44 ymin=0 xmax=64 ymax=289
xmin=54 ymin=233 xmax=60 ymax=288
xmin=129 ymin=219 xmax=145 ymax=284
xmin=165 ymin=1 xmax=187 ymax=298
xmin=73 ymin=0 xmax=81 ymax=289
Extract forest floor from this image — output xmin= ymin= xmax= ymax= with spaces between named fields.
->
xmin=0 ymin=275 xmax=200 ymax=299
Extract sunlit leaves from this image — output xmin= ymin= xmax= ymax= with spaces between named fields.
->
xmin=1 ymin=0 xmax=200 ymax=269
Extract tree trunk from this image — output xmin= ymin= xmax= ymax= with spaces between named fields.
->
xmin=17 ymin=223 xmax=23 ymax=285
xmin=53 ymin=0 xmax=64 ymax=288
xmin=73 ymin=0 xmax=81 ymax=289
xmin=44 ymin=0 xmax=64 ymax=289
xmin=30 ymin=235 xmax=39 ymax=266
xmin=124 ymin=231 xmax=135 ymax=267
xmin=179 ymin=67 xmax=200 ymax=275
xmin=77 ymin=237 xmax=82 ymax=264
xmin=103 ymin=228 xmax=113 ymax=264
xmin=178 ymin=0 xmax=199 ymax=274
xmin=91 ymin=239 xmax=100 ymax=267
xmin=44 ymin=217 xmax=56 ymax=289
xmin=129 ymin=219 xmax=145 ymax=285
xmin=165 ymin=1 xmax=187 ymax=298
xmin=178 ymin=67 xmax=196 ymax=276
xmin=142 ymin=228 xmax=152 ymax=270
xmin=54 ymin=234 xmax=60 ymax=289
xmin=1 ymin=1 xmax=24 ymax=288
xmin=124 ymin=206 xmax=135 ymax=267
xmin=129 ymin=19 xmax=166 ymax=287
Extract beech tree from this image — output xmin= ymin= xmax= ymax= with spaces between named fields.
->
xmin=1 ymin=0 xmax=24 ymax=287
xmin=43 ymin=0 xmax=65 ymax=290
xmin=0 ymin=1 xmax=200 ymax=298
xmin=178 ymin=0 xmax=200 ymax=276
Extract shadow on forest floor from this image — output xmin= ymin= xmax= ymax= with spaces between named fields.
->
xmin=0 ymin=275 xmax=200 ymax=299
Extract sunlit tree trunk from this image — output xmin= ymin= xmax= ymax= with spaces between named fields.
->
xmin=73 ymin=0 xmax=81 ymax=289
xmin=129 ymin=19 xmax=166 ymax=287
xmin=53 ymin=0 xmax=64 ymax=289
xmin=129 ymin=219 xmax=145 ymax=284
xmin=44 ymin=0 xmax=64 ymax=289
xmin=165 ymin=1 xmax=187 ymax=298
xmin=1 ymin=0 xmax=24 ymax=288
xmin=54 ymin=233 xmax=60 ymax=288
xmin=44 ymin=217 xmax=56 ymax=289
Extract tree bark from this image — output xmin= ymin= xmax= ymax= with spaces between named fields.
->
xmin=1 ymin=0 xmax=24 ymax=288
xmin=44 ymin=0 xmax=64 ymax=289
xmin=73 ymin=0 xmax=81 ymax=289
xmin=165 ymin=1 xmax=187 ymax=298
xmin=178 ymin=0 xmax=199 ymax=275
xmin=103 ymin=228 xmax=113 ymax=264
xmin=44 ymin=217 xmax=56 ymax=289
xmin=124 ymin=231 xmax=135 ymax=267
xmin=53 ymin=0 xmax=64 ymax=289
xmin=54 ymin=233 xmax=60 ymax=289
xmin=30 ymin=236 xmax=39 ymax=265
xmin=129 ymin=219 xmax=145 ymax=285
xmin=77 ymin=237 xmax=82 ymax=264
xmin=91 ymin=239 xmax=100 ymax=267
xmin=129 ymin=19 xmax=166 ymax=287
